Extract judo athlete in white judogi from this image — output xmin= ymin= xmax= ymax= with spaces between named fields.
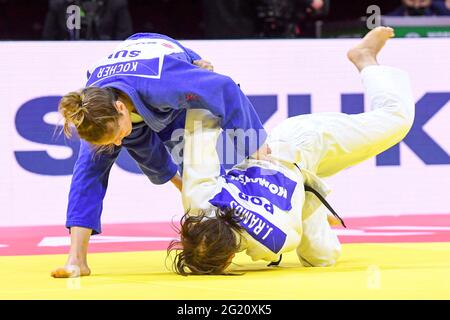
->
xmin=168 ymin=27 xmax=416 ymax=275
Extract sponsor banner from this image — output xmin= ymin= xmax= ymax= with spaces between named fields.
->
xmin=1 ymin=39 xmax=449 ymax=226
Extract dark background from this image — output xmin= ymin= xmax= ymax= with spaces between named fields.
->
xmin=0 ymin=0 xmax=401 ymax=40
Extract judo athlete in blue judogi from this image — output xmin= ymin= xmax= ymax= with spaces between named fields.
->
xmin=52 ymin=33 xmax=268 ymax=278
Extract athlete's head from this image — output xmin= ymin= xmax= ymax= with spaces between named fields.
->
xmin=168 ymin=208 xmax=243 ymax=275
xmin=59 ymin=87 xmax=132 ymax=150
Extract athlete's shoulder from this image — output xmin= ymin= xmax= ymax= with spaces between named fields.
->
xmin=125 ymin=33 xmax=177 ymax=42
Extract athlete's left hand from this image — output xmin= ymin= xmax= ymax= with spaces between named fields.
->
xmin=327 ymin=213 xmax=343 ymax=227
xmin=193 ymin=59 xmax=214 ymax=71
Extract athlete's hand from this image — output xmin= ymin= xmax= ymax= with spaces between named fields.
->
xmin=327 ymin=213 xmax=345 ymax=227
xmin=170 ymin=174 xmax=183 ymax=192
xmin=52 ymin=227 xmax=92 ymax=278
xmin=193 ymin=59 xmax=214 ymax=71
xmin=51 ymin=264 xmax=91 ymax=278
xmin=250 ymin=144 xmax=272 ymax=161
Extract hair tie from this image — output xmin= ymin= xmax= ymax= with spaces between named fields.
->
xmin=69 ymin=94 xmax=88 ymax=127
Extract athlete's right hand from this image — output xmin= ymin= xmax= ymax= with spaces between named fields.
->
xmin=250 ymin=143 xmax=272 ymax=161
xmin=193 ymin=59 xmax=214 ymax=71
xmin=52 ymin=227 xmax=92 ymax=278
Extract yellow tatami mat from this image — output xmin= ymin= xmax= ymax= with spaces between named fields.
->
xmin=1 ymin=242 xmax=450 ymax=299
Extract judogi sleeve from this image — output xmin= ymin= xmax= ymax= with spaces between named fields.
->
xmin=141 ymin=55 xmax=267 ymax=158
xmin=66 ymin=135 xmax=178 ymax=235
xmin=183 ymin=47 xmax=202 ymax=62
xmin=182 ymin=109 xmax=222 ymax=212
xmin=66 ymin=140 xmax=121 ymax=235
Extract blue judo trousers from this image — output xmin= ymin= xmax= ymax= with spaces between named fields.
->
xmin=66 ymin=33 xmax=267 ymax=234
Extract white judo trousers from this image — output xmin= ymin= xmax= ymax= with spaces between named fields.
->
xmin=267 ymin=65 xmax=416 ymax=266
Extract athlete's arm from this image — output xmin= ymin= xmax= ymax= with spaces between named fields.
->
xmin=52 ymin=141 xmax=121 ymax=278
xmin=181 ymin=109 xmax=222 ymax=212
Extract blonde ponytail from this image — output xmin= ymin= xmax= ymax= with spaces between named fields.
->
xmin=59 ymin=90 xmax=89 ymax=138
xmin=58 ymin=87 xmax=121 ymax=144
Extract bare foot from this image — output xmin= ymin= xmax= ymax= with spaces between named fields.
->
xmin=51 ymin=264 xmax=91 ymax=278
xmin=347 ymin=26 xmax=395 ymax=72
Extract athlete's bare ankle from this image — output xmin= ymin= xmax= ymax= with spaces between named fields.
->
xmin=357 ymin=61 xmax=379 ymax=73
xmin=66 ymin=255 xmax=87 ymax=267
xmin=347 ymin=48 xmax=378 ymax=72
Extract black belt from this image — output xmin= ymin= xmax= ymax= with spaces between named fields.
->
xmin=303 ymin=185 xmax=347 ymax=228
xmin=295 ymin=163 xmax=347 ymax=229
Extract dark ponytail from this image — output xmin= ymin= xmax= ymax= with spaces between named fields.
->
xmin=167 ymin=208 xmax=243 ymax=276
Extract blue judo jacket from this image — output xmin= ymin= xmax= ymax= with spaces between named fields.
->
xmin=67 ymin=33 xmax=267 ymax=234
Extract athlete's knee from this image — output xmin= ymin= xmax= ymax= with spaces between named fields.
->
xmin=395 ymin=101 xmax=415 ymax=142
xmin=377 ymin=92 xmax=415 ymax=139
xmin=394 ymin=95 xmax=415 ymax=133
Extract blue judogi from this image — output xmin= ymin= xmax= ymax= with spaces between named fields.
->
xmin=67 ymin=33 xmax=267 ymax=234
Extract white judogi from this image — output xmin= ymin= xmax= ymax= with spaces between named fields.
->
xmin=182 ymin=65 xmax=415 ymax=266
